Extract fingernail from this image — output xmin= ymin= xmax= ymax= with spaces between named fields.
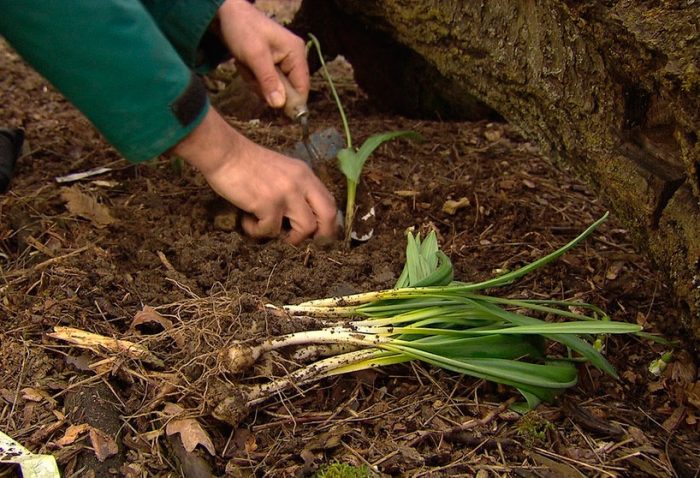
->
xmin=268 ymin=90 xmax=285 ymax=108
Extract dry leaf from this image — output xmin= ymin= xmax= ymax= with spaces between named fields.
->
xmin=65 ymin=354 xmax=93 ymax=372
xmin=242 ymin=433 xmax=256 ymax=454
xmin=166 ymin=418 xmax=216 ymax=456
xmin=22 ymin=387 xmax=57 ymax=408
xmin=606 ymin=261 xmax=625 ymax=280
xmin=21 ymin=388 xmax=45 ymax=403
xmin=164 ymin=403 xmax=215 ymax=456
xmin=163 ymin=402 xmax=184 ymax=416
xmin=299 ymin=449 xmax=315 ymax=465
xmin=60 ymin=186 xmax=115 ymax=228
xmin=88 ymin=427 xmax=118 ymax=462
xmin=662 ymin=406 xmax=687 ymax=432
xmin=131 ymin=305 xmax=173 ymax=331
xmin=670 ymin=351 xmax=697 ymax=386
xmin=29 ymin=419 xmax=66 ymax=444
xmin=55 ymin=423 xmax=91 ymax=446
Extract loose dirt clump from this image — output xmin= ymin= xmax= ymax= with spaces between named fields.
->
xmin=1 ymin=34 xmax=698 ymax=477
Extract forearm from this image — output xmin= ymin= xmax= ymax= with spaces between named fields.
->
xmin=172 ymin=107 xmax=243 ymax=176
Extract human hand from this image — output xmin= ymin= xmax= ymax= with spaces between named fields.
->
xmin=173 ymin=108 xmax=338 ymax=244
xmin=216 ymin=0 xmax=310 ymax=110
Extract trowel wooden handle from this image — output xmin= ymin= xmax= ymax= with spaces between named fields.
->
xmin=276 ymin=67 xmax=308 ymax=121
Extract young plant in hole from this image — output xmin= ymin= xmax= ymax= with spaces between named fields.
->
xmin=214 ymin=213 xmax=645 ymax=426
xmin=308 ymin=34 xmax=421 ymax=244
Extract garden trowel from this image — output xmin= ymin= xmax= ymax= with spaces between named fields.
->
xmin=279 ymin=69 xmax=377 ymax=240
xmin=276 ymin=68 xmax=344 ymax=165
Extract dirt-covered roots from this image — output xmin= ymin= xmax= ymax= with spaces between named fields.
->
xmin=219 ymin=343 xmax=261 ymax=373
xmin=212 ymin=389 xmax=252 ymax=427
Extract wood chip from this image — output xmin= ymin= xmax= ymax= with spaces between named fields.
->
xmin=48 ymin=326 xmax=164 ymax=368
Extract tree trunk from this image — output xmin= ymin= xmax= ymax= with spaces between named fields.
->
xmin=291 ymin=0 xmax=700 ymax=338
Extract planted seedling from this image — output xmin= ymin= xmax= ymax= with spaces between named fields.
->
xmin=308 ymin=34 xmax=421 ymax=243
xmin=214 ymin=213 xmax=644 ymax=427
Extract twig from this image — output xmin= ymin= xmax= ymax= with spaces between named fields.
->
xmin=2 ymin=245 xmax=90 ymax=280
xmin=48 ymin=326 xmax=164 ymax=368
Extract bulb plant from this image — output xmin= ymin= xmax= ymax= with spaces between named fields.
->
xmin=308 ymin=34 xmax=420 ymax=244
xmin=213 ymin=212 xmax=643 ymax=426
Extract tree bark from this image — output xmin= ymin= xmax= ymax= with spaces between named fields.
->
xmin=291 ymin=0 xmax=700 ymax=338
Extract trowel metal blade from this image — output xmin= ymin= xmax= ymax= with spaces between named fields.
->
xmin=287 ymin=127 xmax=344 ymax=165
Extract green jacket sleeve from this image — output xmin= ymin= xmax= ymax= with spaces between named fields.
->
xmin=0 ymin=0 xmax=225 ymax=163
xmin=141 ymin=0 xmax=229 ymax=71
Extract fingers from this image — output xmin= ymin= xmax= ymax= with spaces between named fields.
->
xmin=243 ymin=185 xmax=337 ymax=245
xmin=284 ymin=201 xmax=318 ymax=245
xmin=241 ymin=208 xmax=284 ymax=239
xmin=217 ymin=0 xmax=310 ymax=109
xmin=276 ymin=36 xmax=310 ymax=99
xmin=305 ymin=183 xmax=339 ymax=239
xmin=243 ymin=43 xmax=286 ymax=108
xmin=189 ymin=121 xmax=337 ymax=245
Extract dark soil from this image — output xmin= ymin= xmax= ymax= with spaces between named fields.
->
xmin=1 ymin=22 xmax=698 ymax=478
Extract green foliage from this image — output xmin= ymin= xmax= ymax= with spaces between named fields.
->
xmin=308 ymin=34 xmax=420 ymax=242
xmin=337 ymin=131 xmax=422 ymax=185
xmin=314 ymin=462 xmax=371 ymax=478
xmin=395 ymin=230 xmax=453 ymax=288
xmin=516 ymin=412 xmax=556 ymax=447
xmin=291 ymin=213 xmax=643 ymax=410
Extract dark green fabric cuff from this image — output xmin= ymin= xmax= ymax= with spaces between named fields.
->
xmin=142 ymin=0 xmax=229 ymax=71
xmin=0 ymin=0 xmax=211 ymax=163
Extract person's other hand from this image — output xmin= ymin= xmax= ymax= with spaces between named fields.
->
xmin=173 ymin=108 xmax=337 ymax=244
xmin=216 ymin=0 xmax=309 ymax=109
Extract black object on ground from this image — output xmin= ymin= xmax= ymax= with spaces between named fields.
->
xmin=0 ymin=128 xmax=24 ymax=193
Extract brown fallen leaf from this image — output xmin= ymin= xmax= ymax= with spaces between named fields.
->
xmin=244 ymin=433 xmax=257 ymax=454
xmin=60 ymin=186 xmax=115 ymax=228
xmin=164 ymin=403 xmax=216 ymax=456
xmin=55 ymin=423 xmax=91 ymax=446
xmin=65 ymin=353 xmax=93 ymax=372
xmin=131 ymin=305 xmax=173 ymax=331
xmin=529 ymin=451 xmax=586 ymax=478
xmin=662 ymin=405 xmax=686 ymax=432
xmin=21 ymin=387 xmax=46 ymax=403
xmin=88 ymin=427 xmax=119 ymax=462
xmin=605 ymin=261 xmax=625 ymax=280
xmin=29 ymin=419 xmax=66 ymax=444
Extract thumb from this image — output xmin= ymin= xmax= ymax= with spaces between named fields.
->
xmin=245 ymin=48 xmax=285 ymax=108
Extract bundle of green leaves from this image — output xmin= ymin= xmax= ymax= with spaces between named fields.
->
xmin=214 ymin=213 xmax=641 ymax=425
